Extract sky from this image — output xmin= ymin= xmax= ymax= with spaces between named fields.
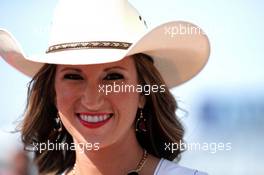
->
xmin=1 ymin=0 xmax=264 ymax=174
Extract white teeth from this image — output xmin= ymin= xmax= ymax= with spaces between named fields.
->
xmin=80 ymin=114 xmax=111 ymax=123
xmin=94 ymin=116 xmax=99 ymax=122
xmin=88 ymin=116 xmax=93 ymax=121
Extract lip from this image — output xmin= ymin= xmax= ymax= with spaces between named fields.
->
xmin=76 ymin=112 xmax=113 ymax=129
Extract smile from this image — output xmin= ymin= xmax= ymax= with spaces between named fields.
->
xmin=77 ymin=113 xmax=113 ymax=129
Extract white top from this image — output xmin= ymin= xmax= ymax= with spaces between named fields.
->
xmin=61 ymin=158 xmax=208 ymax=175
xmin=154 ymin=158 xmax=208 ymax=175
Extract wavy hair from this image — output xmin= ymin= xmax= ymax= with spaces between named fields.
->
xmin=20 ymin=53 xmax=184 ymax=174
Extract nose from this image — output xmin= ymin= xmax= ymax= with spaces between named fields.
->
xmin=81 ymin=82 xmax=104 ymax=111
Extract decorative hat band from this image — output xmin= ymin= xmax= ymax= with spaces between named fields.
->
xmin=46 ymin=41 xmax=132 ymax=53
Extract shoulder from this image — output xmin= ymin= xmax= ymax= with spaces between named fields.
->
xmin=154 ymin=158 xmax=208 ymax=175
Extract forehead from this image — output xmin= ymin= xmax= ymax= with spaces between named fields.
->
xmin=56 ymin=56 xmax=135 ymax=72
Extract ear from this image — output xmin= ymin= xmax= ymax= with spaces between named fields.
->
xmin=138 ymin=94 xmax=146 ymax=108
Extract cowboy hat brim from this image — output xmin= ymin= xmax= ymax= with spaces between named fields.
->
xmin=0 ymin=21 xmax=210 ymax=88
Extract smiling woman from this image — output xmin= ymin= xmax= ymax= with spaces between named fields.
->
xmin=21 ymin=54 xmax=185 ymax=174
xmin=0 ymin=0 xmax=210 ymax=175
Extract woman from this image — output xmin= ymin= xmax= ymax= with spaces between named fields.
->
xmin=0 ymin=0 xmax=210 ymax=174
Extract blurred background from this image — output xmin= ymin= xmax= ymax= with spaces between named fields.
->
xmin=0 ymin=0 xmax=263 ymax=174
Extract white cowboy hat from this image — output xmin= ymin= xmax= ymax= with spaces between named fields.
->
xmin=0 ymin=0 xmax=210 ymax=88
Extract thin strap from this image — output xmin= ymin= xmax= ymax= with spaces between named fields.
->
xmin=154 ymin=158 xmax=164 ymax=175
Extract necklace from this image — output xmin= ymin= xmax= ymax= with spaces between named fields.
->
xmin=71 ymin=149 xmax=148 ymax=175
xmin=127 ymin=149 xmax=148 ymax=175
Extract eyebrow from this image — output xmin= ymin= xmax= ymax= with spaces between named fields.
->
xmin=103 ymin=66 xmax=127 ymax=72
xmin=60 ymin=67 xmax=82 ymax=72
xmin=59 ymin=66 xmax=127 ymax=73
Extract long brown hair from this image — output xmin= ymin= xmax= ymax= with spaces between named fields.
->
xmin=20 ymin=53 xmax=184 ymax=174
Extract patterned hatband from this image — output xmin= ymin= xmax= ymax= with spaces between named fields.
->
xmin=46 ymin=41 xmax=132 ymax=53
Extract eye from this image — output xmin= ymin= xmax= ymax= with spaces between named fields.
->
xmin=103 ymin=73 xmax=124 ymax=80
xmin=63 ymin=74 xmax=83 ymax=80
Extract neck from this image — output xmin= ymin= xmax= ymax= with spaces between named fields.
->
xmin=73 ymin=129 xmax=144 ymax=175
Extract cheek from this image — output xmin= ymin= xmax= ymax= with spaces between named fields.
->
xmin=108 ymin=91 xmax=140 ymax=119
xmin=55 ymin=83 xmax=81 ymax=113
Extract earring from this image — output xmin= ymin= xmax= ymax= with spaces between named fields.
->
xmin=135 ymin=109 xmax=147 ymax=133
xmin=54 ymin=113 xmax=63 ymax=132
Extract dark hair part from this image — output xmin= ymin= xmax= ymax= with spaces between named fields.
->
xmin=20 ymin=53 xmax=184 ymax=174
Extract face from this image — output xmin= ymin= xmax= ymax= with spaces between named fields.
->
xmin=54 ymin=57 xmax=145 ymax=148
